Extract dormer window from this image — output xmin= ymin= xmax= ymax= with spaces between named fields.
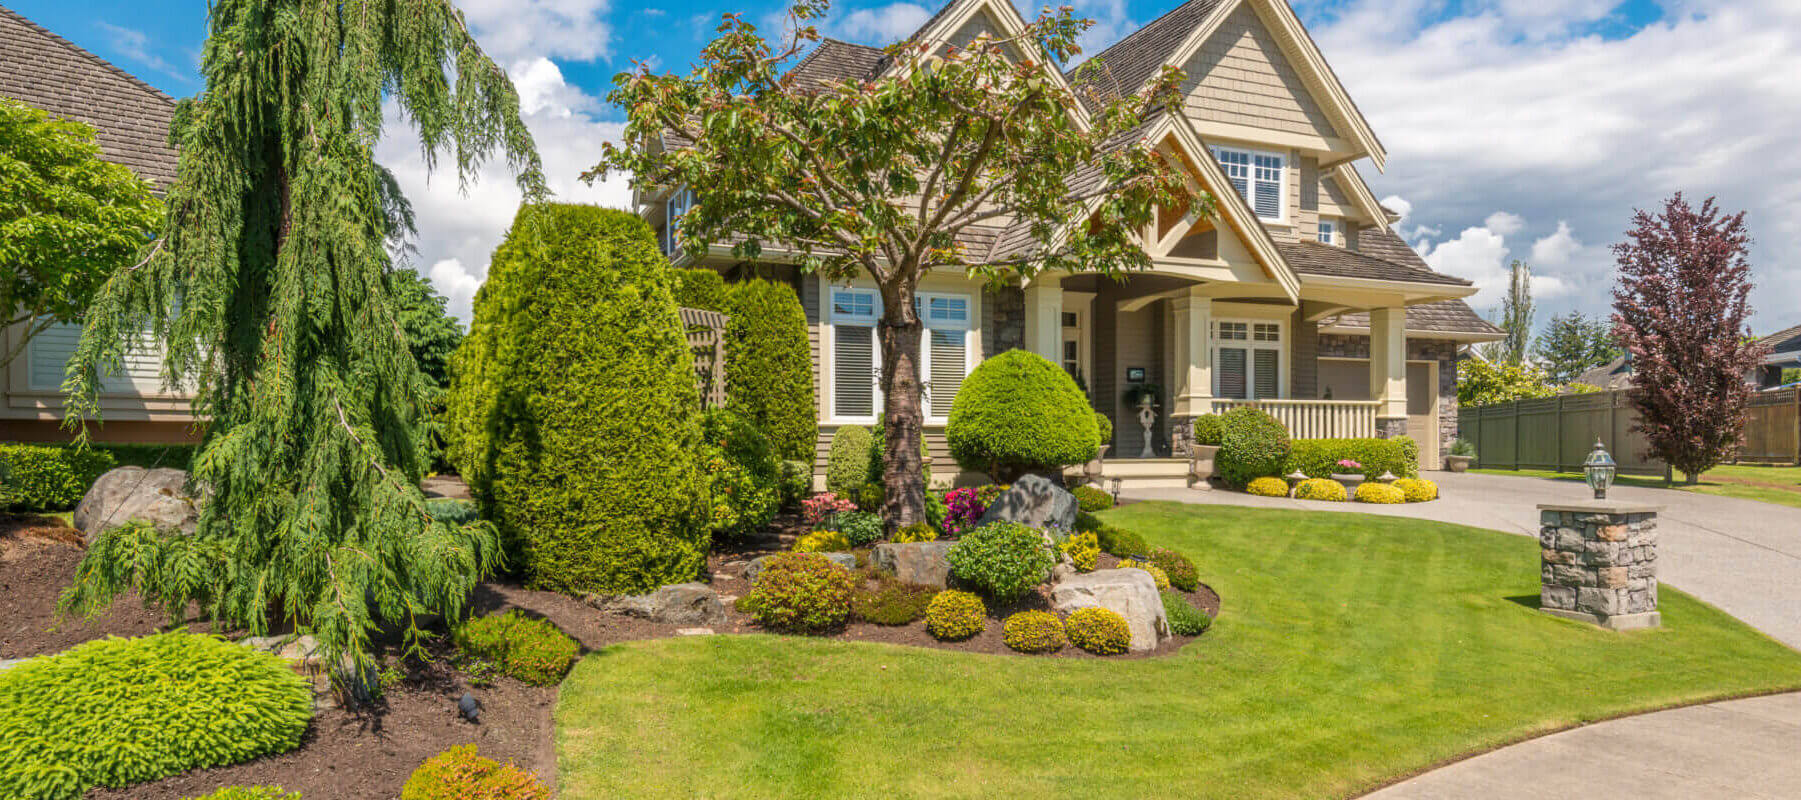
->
xmin=1212 ymin=146 xmax=1284 ymax=222
xmin=1317 ymin=219 xmax=1337 ymax=246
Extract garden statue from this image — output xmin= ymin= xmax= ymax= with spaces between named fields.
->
xmin=1137 ymin=396 xmax=1158 ymax=458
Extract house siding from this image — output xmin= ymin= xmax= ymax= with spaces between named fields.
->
xmin=1181 ymin=3 xmax=1339 ymax=142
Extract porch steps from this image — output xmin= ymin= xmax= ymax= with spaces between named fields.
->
xmin=1092 ymin=458 xmax=1194 ymax=491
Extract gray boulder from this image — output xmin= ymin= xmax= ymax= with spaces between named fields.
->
xmin=74 ymin=467 xmax=199 ymax=543
xmin=744 ymin=552 xmax=856 ymax=584
xmin=593 ymin=583 xmax=728 ymax=626
xmin=1050 ymin=568 xmax=1169 ymax=652
xmin=976 ymin=473 xmax=1077 ymax=532
xmin=870 ymin=541 xmax=954 ymax=588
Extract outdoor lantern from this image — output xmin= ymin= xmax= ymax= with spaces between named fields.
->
xmin=1110 ymin=477 xmax=1123 ymax=504
xmin=1377 ymin=470 xmax=1399 ymax=483
xmin=1584 ymin=439 xmax=1617 ymax=500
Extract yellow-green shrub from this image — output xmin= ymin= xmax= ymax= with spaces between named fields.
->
xmin=1393 ymin=477 xmax=1439 ymax=502
xmin=1065 ymin=607 xmax=1131 ymax=655
xmin=1117 ymin=559 xmax=1171 ymax=590
xmin=1293 ymin=478 xmax=1347 ymax=502
xmin=794 ymin=529 xmax=852 ymax=553
xmin=1061 ymin=531 xmax=1099 ymax=572
xmin=0 ymin=443 xmax=116 ymax=511
xmin=452 ymin=611 xmax=580 ymax=687
xmin=891 ymin=522 xmax=938 ymax=543
xmin=401 ymin=745 xmax=551 ymax=800
xmin=1003 ymin=611 xmax=1065 ymax=653
xmin=1354 ymin=482 xmax=1406 ymax=504
xmin=1246 ymin=477 xmax=1290 ymax=497
xmin=946 ymin=350 xmax=1101 ymax=481
xmin=745 ymin=552 xmax=854 ymax=632
xmin=1072 ymin=485 xmax=1113 ymax=512
xmin=0 ymin=632 xmax=311 ymax=800
xmin=924 ymin=590 xmax=986 ymax=641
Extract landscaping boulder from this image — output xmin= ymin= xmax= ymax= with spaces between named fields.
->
xmin=870 ymin=541 xmax=954 ymax=588
xmin=976 ymin=473 xmax=1077 ymax=532
xmin=743 ymin=552 xmax=856 ymax=584
xmin=591 ymin=583 xmax=728 ymax=626
xmin=1049 ymin=568 xmax=1169 ymax=651
xmin=74 ymin=466 xmax=199 ymax=544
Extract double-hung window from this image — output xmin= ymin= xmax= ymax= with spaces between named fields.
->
xmin=920 ymin=293 xmax=971 ymax=420
xmin=1212 ymin=146 xmax=1284 ymax=222
xmin=827 ymin=287 xmax=974 ymax=423
xmin=1317 ymin=218 xmax=1337 ymax=246
xmin=1213 ymin=320 xmax=1282 ymax=400
xmin=829 ymin=288 xmax=880 ymax=420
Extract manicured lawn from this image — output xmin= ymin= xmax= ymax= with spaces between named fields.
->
xmin=554 ymin=503 xmax=1801 ymax=799
xmin=1472 ymin=464 xmax=1801 ymax=510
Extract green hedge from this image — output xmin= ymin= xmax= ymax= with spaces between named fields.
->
xmin=1285 ymin=437 xmax=1419 ymax=480
xmin=700 ymin=408 xmax=781 ymax=539
xmin=671 ymin=268 xmax=729 ymax=312
xmin=0 ymin=443 xmax=116 ymax=511
xmin=947 ymin=350 xmax=1100 ymax=481
xmin=725 ymin=279 xmax=816 ymax=463
xmin=1215 ymin=407 xmax=1290 ymax=488
xmin=452 ymin=203 xmax=710 ymax=594
xmin=0 ymin=632 xmax=312 ymax=800
xmin=94 ymin=443 xmax=197 ymax=470
xmin=825 ymin=426 xmax=873 ymax=497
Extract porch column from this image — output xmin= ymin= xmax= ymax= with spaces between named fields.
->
xmin=1170 ymin=289 xmax=1213 ymax=417
xmin=1369 ymin=305 xmax=1409 ymax=437
xmin=1023 ymin=276 xmax=1063 ymax=363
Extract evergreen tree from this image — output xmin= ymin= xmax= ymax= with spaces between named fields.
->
xmin=1532 ymin=311 xmax=1620 ymax=385
xmin=1479 ymin=260 xmax=1534 ymax=364
xmin=391 ymin=267 xmax=465 ymax=396
xmin=60 ymin=0 xmax=545 ymax=687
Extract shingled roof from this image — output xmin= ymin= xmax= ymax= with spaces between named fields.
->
xmin=1326 ymin=300 xmax=1504 ymax=339
xmin=1066 ymin=0 xmax=1223 ymax=111
xmin=1278 ymin=240 xmax=1470 ymax=286
xmin=0 ymin=5 xmax=178 ymax=189
xmin=785 ymin=38 xmax=886 ymax=88
xmin=1759 ymin=323 xmax=1801 ymax=360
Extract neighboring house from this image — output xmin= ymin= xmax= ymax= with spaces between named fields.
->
xmin=1574 ymin=356 xmax=1635 ymax=392
xmin=640 ymin=0 xmax=1504 ymax=486
xmin=0 ymin=5 xmax=195 ymax=444
xmin=1754 ymin=324 xmax=1801 ymax=389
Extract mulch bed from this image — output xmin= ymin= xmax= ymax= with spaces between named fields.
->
xmin=3 ymin=508 xmax=1223 ymax=797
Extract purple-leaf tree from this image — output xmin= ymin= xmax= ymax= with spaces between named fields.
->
xmin=1611 ymin=194 xmax=1767 ymax=482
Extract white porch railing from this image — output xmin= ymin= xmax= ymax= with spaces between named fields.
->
xmin=1209 ymin=399 xmax=1380 ymax=439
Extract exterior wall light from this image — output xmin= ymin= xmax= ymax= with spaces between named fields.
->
xmin=1584 ymin=439 xmax=1617 ymax=500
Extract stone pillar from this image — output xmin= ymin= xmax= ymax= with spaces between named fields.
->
xmin=1023 ymin=276 xmax=1063 ymax=363
xmin=1369 ymin=306 xmax=1407 ymax=435
xmin=1537 ymin=502 xmax=1662 ymax=631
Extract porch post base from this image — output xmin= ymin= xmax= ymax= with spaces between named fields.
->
xmin=1169 ymin=414 xmax=1196 ymax=457
xmin=1375 ymin=416 xmax=1408 ymax=439
xmin=1539 ymin=607 xmax=1662 ymax=632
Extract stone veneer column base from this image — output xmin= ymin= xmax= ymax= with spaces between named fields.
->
xmin=1375 ymin=416 xmax=1408 ymax=439
xmin=1537 ymin=502 xmax=1663 ymax=631
xmin=1540 ymin=607 xmax=1663 ymax=631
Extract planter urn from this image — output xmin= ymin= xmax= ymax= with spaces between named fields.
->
xmin=1445 ymin=455 xmax=1473 ymax=473
xmin=1189 ymin=444 xmax=1220 ymax=488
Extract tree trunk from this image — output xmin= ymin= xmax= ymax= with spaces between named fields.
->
xmin=877 ymin=297 xmax=926 ymax=532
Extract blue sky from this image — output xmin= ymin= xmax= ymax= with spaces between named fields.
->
xmin=12 ymin=0 xmax=1799 ymax=336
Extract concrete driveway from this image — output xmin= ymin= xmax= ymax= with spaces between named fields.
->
xmin=1128 ymin=471 xmax=1801 ymax=650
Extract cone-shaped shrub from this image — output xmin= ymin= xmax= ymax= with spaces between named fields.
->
xmin=449 ymin=204 xmax=709 ymax=594
xmin=672 ymin=268 xmax=729 ymax=312
xmin=947 ymin=350 xmax=1100 ymax=481
xmin=725 ymin=279 xmax=816 ymax=463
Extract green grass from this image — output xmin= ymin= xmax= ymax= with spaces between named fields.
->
xmin=554 ymin=503 xmax=1801 ymax=799
xmin=1472 ymin=464 xmax=1801 ymax=510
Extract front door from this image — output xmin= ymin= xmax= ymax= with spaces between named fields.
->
xmin=1407 ymin=360 xmax=1440 ymax=470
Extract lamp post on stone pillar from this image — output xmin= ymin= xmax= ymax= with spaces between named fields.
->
xmin=1537 ymin=501 xmax=1663 ymax=631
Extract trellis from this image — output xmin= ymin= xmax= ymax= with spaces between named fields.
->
xmin=679 ymin=307 xmax=728 ymax=409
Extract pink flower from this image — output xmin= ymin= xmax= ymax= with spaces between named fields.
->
xmin=1336 ymin=459 xmax=1362 ymax=470
xmin=801 ymin=493 xmax=857 ymax=527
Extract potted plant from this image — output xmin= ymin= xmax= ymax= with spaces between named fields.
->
xmin=1445 ymin=439 xmax=1476 ymax=472
xmin=1187 ymin=413 xmax=1224 ymax=488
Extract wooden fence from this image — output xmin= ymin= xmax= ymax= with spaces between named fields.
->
xmin=1458 ymin=387 xmax=1801 ymax=473
xmin=679 ymin=307 xmax=728 ymax=409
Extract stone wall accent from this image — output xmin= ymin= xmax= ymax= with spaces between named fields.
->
xmin=1169 ymin=414 xmax=1195 ymax=458
xmin=1538 ymin=503 xmax=1661 ymax=631
xmin=983 ymin=285 xmax=1024 ymax=358
xmin=1375 ymin=416 xmax=1408 ymax=439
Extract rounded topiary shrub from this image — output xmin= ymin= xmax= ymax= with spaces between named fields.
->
xmin=1117 ymin=559 xmax=1171 ymax=591
xmin=401 ymin=745 xmax=551 ymax=800
xmin=1354 ymin=482 xmax=1406 ymax=504
xmin=1246 ymin=477 xmax=1290 ymax=497
xmin=1003 ymin=611 xmax=1066 ymax=653
xmin=1191 ymin=414 xmax=1225 ymax=447
xmin=699 ymin=408 xmax=781 ymax=540
xmin=726 ymin=279 xmax=817 ymax=463
xmin=1065 ymin=607 xmax=1131 ymax=655
xmin=745 ymin=552 xmax=855 ymax=632
xmin=1393 ymin=477 xmax=1439 ymax=502
xmin=452 ymin=611 xmax=580 ymax=687
xmin=891 ymin=522 xmax=939 ymax=543
xmin=946 ymin=350 xmax=1100 ymax=481
xmin=793 ymin=529 xmax=852 ymax=554
xmin=0 ymin=631 xmax=312 ymax=800
xmin=455 ymin=204 xmax=709 ymax=595
xmin=1216 ymin=407 xmax=1290 ymax=488
xmin=1161 ymin=590 xmax=1213 ymax=636
xmin=924 ymin=590 xmax=986 ymax=640
xmin=946 ymin=521 xmax=1056 ymax=604
xmin=1094 ymin=412 xmax=1113 ymax=447
xmin=1293 ymin=478 xmax=1348 ymax=502
xmin=1072 ymin=485 xmax=1113 ymax=512
xmin=1095 ymin=524 xmax=1148 ymax=558
xmin=1148 ymin=546 xmax=1198 ymax=592
xmin=825 ymin=426 xmax=875 ymax=497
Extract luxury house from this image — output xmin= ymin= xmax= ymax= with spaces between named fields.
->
xmin=639 ymin=0 xmax=1502 ymax=486
xmin=0 ymin=5 xmax=194 ymax=444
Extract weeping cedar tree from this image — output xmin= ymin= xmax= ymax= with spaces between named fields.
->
xmin=1611 ymin=194 xmax=1767 ymax=482
xmin=59 ymin=0 xmax=546 ymax=686
xmin=592 ymin=1 xmax=1199 ymax=529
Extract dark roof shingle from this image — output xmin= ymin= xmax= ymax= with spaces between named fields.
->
xmin=1065 ymin=0 xmax=1223 ymax=111
xmin=1278 ymin=240 xmax=1470 ymax=286
xmin=0 ymin=5 xmax=178 ymax=189
xmin=785 ymin=38 xmax=887 ymax=88
xmin=1330 ymin=300 xmax=1504 ymax=338
xmin=1758 ymin=323 xmax=1801 ymax=357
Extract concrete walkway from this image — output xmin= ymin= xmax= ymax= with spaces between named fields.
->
xmin=1360 ymin=692 xmax=1801 ymax=799
xmin=1129 ymin=471 xmax=1801 ymax=649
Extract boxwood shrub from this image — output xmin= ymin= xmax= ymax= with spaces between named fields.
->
xmin=0 ymin=631 xmax=312 ymax=800
xmin=946 ymin=350 xmax=1100 ymax=481
xmin=1246 ymin=477 xmax=1290 ymax=497
xmin=1354 ymin=482 xmax=1406 ymax=504
xmin=401 ymin=744 xmax=551 ymax=800
xmin=1293 ymin=478 xmax=1348 ymax=502
xmin=1393 ymin=477 xmax=1439 ymax=502
xmin=699 ymin=408 xmax=781 ymax=540
xmin=1285 ymin=437 xmax=1419 ymax=480
xmin=745 ymin=552 xmax=854 ymax=632
xmin=1216 ymin=407 xmax=1290 ymax=488
xmin=1094 ymin=524 xmax=1148 ymax=559
xmin=946 ymin=521 xmax=1056 ymax=603
xmin=825 ymin=426 xmax=874 ymax=497
xmin=0 ymin=443 xmax=116 ymax=511
xmin=1148 ymin=546 xmax=1198 ymax=592
xmin=1002 ymin=611 xmax=1066 ymax=653
xmin=452 ymin=611 xmax=580 ymax=687
xmin=1072 ymin=485 xmax=1113 ymax=512
xmin=94 ymin=443 xmax=198 ymax=470
xmin=1065 ymin=607 xmax=1131 ymax=655
xmin=725 ymin=279 xmax=817 ymax=463
xmin=924 ymin=590 xmax=986 ymax=640
xmin=1191 ymin=413 xmax=1224 ymax=447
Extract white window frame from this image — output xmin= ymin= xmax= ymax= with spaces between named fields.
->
xmin=1212 ymin=145 xmax=1286 ymax=223
xmin=821 ymin=284 xmax=977 ymax=426
xmin=1317 ymin=218 xmax=1338 ymax=246
xmin=662 ymin=186 xmax=695 ymax=255
xmin=1211 ymin=318 xmax=1286 ymax=400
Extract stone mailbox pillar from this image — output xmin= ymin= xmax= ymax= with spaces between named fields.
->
xmin=1537 ymin=502 xmax=1662 ymax=631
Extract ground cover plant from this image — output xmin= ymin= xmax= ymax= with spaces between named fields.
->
xmin=0 ymin=631 xmax=312 ymax=800
xmin=553 ymin=502 xmax=1801 ymax=799
xmin=453 ymin=611 xmax=581 ymax=687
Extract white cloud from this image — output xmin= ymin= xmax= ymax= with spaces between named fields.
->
xmin=454 ymin=0 xmax=615 ymax=63
xmin=834 ymin=2 xmax=931 ymax=43
xmin=1530 ymin=221 xmax=1583 ymax=266
xmin=95 ymin=21 xmax=188 ymax=83
xmin=1483 ymin=211 xmax=1525 ymax=236
xmin=1379 ymin=194 xmax=1413 ymax=223
xmin=428 ymin=259 xmax=484 ymax=323
xmin=1422 ymin=223 xmax=1512 ymax=303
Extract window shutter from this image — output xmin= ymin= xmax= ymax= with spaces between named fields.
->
xmin=928 ymin=329 xmax=967 ymax=417
xmin=834 ymin=325 xmax=875 ymax=417
xmin=1253 ymin=350 xmax=1279 ymax=399
xmin=1217 ymin=348 xmax=1247 ymax=400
